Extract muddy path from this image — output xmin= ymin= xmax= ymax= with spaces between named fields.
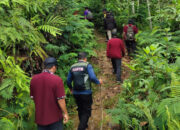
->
xmin=72 ymin=31 xmax=131 ymax=130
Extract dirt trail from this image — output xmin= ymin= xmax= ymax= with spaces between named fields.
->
xmin=73 ymin=31 xmax=131 ymax=130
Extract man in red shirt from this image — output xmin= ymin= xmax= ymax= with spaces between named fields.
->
xmin=123 ymin=19 xmax=138 ymax=56
xmin=107 ymin=33 xmax=125 ymax=82
xmin=30 ymin=57 xmax=69 ymax=130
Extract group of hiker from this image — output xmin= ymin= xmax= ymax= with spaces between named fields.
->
xmin=103 ymin=8 xmax=138 ymax=83
xmin=30 ymin=53 xmax=102 ymax=130
xmin=30 ymin=8 xmax=138 ymax=130
xmin=84 ymin=8 xmax=138 ymax=56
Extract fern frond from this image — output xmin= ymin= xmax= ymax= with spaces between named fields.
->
xmin=31 ymin=46 xmax=48 ymax=61
xmin=171 ymin=73 xmax=180 ymax=97
xmin=38 ymin=25 xmax=62 ymax=36
xmin=0 ymin=0 xmax=9 ymax=7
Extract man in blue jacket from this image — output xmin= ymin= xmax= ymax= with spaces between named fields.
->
xmin=67 ymin=52 xmax=102 ymax=130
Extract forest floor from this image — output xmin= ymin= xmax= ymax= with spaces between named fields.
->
xmin=72 ymin=31 xmax=131 ymax=130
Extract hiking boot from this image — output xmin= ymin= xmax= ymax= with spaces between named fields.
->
xmin=116 ymin=80 xmax=123 ymax=84
xmin=112 ymin=70 xmax=116 ymax=74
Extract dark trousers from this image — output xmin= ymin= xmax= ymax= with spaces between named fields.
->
xmin=111 ymin=58 xmax=122 ymax=81
xmin=74 ymin=94 xmax=93 ymax=130
xmin=125 ymin=40 xmax=136 ymax=56
xmin=38 ymin=120 xmax=63 ymax=130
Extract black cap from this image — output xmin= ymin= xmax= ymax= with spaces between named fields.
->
xmin=128 ymin=19 xmax=134 ymax=24
xmin=78 ymin=52 xmax=87 ymax=60
xmin=103 ymin=8 xmax=107 ymax=11
xmin=44 ymin=57 xmax=58 ymax=68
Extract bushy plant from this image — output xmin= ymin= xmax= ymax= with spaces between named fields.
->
xmin=107 ymin=32 xmax=180 ymax=129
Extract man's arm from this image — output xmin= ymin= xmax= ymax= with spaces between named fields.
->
xmin=58 ymin=99 xmax=69 ymax=124
xmin=55 ymin=78 xmax=69 ymax=123
xmin=30 ymin=80 xmax=34 ymax=99
xmin=87 ymin=64 xmax=101 ymax=84
xmin=121 ymin=40 xmax=126 ymax=57
xmin=133 ymin=25 xmax=138 ymax=34
xmin=122 ymin=26 xmax=127 ymax=40
xmin=106 ymin=41 xmax=110 ymax=58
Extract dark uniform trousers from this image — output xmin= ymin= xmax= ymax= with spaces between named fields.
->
xmin=74 ymin=94 xmax=93 ymax=130
xmin=125 ymin=40 xmax=137 ymax=56
xmin=111 ymin=58 xmax=122 ymax=81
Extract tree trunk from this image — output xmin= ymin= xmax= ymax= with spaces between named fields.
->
xmin=147 ymin=0 xmax=152 ymax=30
xmin=158 ymin=0 xmax=161 ymax=11
xmin=132 ymin=0 xmax=135 ymax=14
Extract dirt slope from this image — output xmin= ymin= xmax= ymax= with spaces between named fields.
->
xmin=73 ymin=31 xmax=131 ymax=130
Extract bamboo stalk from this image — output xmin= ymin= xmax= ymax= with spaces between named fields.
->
xmin=147 ymin=0 xmax=152 ymax=30
xmin=132 ymin=0 xmax=135 ymax=14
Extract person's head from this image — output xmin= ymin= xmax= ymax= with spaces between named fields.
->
xmin=103 ymin=8 xmax=107 ymax=14
xmin=85 ymin=7 xmax=89 ymax=10
xmin=44 ymin=57 xmax=58 ymax=73
xmin=112 ymin=29 xmax=117 ymax=38
xmin=112 ymin=33 xmax=117 ymax=38
xmin=128 ymin=19 xmax=134 ymax=24
xmin=78 ymin=52 xmax=87 ymax=62
xmin=106 ymin=11 xmax=111 ymax=18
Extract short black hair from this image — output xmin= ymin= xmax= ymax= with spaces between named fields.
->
xmin=112 ymin=34 xmax=117 ymax=38
xmin=128 ymin=19 xmax=134 ymax=24
xmin=85 ymin=7 xmax=89 ymax=9
xmin=78 ymin=52 xmax=87 ymax=60
xmin=44 ymin=64 xmax=55 ymax=69
xmin=103 ymin=8 xmax=107 ymax=12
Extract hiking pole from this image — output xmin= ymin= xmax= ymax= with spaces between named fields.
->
xmin=100 ymin=84 xmax=103 ymax=130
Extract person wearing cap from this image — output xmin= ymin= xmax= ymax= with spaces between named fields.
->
xmin=103 ymin=8 xmax=107 ymax=18
xmin=30 ymin=57 xmax=69 ymax=130
xmin=67 ymin=52 xmax=102 ymax=130
xmin=106 ymin=32 xmax=125 ymax=83
xmin=104 ymin=11 xmax=117 ymax=40
xmin=123 ymin=19 xmax=138 ymax=56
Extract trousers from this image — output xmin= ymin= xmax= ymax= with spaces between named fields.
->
xmin=111 ymin=58 xmax=122 ymax=81
xmin=125 ymin=40 xmax=136 ymax=56
xmin=107 ymin=28 xmax=117 ymax=40
xmin=74 ymin=94 xmax=93 ymax=130
xmin=38 ymin=120 xmax=63 ymax=130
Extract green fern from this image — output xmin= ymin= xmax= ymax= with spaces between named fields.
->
xmin=38 ymin=15 xmax=66 ymax=36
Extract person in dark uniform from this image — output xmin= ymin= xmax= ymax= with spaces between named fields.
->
xmin=67 ymin=52 xmax=102 ymax=130
xmin=104 ymin=11 xmax=117 ymax=40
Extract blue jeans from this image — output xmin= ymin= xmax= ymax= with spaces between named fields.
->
xmin=111 ymin=58 xmax=122 ymax=81
xmin=38 ymin=120 xmax=63 ymax=130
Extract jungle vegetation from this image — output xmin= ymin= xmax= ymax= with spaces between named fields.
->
xmin=0 ymin=0 xmax=179 ymax=129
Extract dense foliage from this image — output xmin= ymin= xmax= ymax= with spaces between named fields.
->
xmin=0 ymin=0 xmax=180 ymax=129
xmin=98 ymin=0 xmax=180 ymax=129
xmin=0 ymin=0 xmax=96 ymax=129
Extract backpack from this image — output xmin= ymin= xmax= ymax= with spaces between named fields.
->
xmin=87 ymin=11 xmax=93 ymax=20
xmin=126 ymin=25 xmax=134 ymax=41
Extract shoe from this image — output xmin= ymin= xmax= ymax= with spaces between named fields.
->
xmin=112 ymin=70 xmax=116 ymax=74
xmin=116 ymin=80 xmax=123 ymax=84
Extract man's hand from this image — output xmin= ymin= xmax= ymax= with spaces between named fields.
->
xmin=99 ymin=79 xmax=103 ymax=84
xmin=58 ymin=99 xmax=69 ymax=124
xmin=63 ymin=113 xmax=69 ymax=124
